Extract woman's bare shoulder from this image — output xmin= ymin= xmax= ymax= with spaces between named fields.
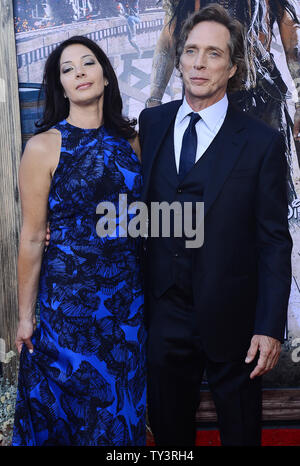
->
xmin=25 ymin=129 xmax=61 ymax=154
xmin=22 ymin=129 xmax=61 ymax=169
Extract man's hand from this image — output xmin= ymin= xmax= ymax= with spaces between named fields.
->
xmin=245 ymin=335 xmax=282 ymax=379
xmin=293 ymin=108 xmax=300 ymax=142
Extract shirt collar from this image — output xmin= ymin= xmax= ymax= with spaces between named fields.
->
xmin=177 ymin=94 xmax=228 ymax=132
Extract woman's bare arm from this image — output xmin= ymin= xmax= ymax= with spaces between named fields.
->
xmin=15 ymin=130 xmax=60 ymax=353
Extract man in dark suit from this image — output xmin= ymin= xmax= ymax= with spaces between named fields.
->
xmin=138 ymin=4 xmax=292 ymax=446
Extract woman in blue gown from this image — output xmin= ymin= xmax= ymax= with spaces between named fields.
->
xmin=12 ymin=36 xmax=146 ymax=446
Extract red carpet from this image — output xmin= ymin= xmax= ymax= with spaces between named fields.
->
xmin=146 ymin=428 xmax=300 ymax=446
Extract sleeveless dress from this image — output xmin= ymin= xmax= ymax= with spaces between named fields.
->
xmin=12 ymin=120 xmax=146 ymax=446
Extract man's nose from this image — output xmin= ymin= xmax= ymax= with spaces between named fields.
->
xmin=193 ymin=52 xmax=206 ymax=69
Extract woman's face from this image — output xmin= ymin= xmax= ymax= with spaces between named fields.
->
xmin=59 ymin=43 xmax=107 ymax=105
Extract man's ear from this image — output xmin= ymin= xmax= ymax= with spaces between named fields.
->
xmin=177 ymin=60 xmax=183 ymax=78
xmin=229 ymin=63 xmax=237 ymax=79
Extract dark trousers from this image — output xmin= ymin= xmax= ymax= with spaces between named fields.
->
xmin=146 ymin=286 xmax=262 ymax=446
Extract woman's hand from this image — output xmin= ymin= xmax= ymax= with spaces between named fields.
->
xmin=45 ymin=222 xmax=51 ymax=248
xmin=129 ymin=135 xmax=142 ymax=162
xmin=15 ymin=318 xmax=36 ymax=354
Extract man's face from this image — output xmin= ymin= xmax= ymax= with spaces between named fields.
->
xmin=179 ymin=21 xmax=237 ymax=110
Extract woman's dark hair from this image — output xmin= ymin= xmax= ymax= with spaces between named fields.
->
xmin=175 ymin=4 xmax=247 ymax=93
xmin=35 ymin=35 xmax=136 ymax=139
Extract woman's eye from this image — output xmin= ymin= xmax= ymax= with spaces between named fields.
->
xmin=62 ymin=67 xmax=72 ymax=74
xmin=84 ymin=61 xmax=95 ymax=66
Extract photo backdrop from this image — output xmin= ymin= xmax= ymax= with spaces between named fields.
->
xmin=1 ymin=0 xmax=300 ymax=446
xmin=12 ymin=0 xmax=300 ymax=385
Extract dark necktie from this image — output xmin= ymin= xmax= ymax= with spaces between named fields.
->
xmin=178 ymin=112 xmax=201 ymax=181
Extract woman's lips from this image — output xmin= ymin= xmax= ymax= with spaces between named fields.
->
xmin=76 ymin=82 xmax=92 ymax=90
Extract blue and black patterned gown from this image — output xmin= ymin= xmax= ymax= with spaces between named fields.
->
xmin=12 ymin=120 xmax=146 ymax=446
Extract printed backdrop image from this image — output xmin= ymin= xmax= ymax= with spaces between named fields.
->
xmin=11 ymin=0 xmax=300 ymax=377
xmin=0 ymin=0 xmax=300 ymax=447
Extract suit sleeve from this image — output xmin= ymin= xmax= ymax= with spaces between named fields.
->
xmin=138 ymin=108 xmax=147 ymax=150
xmin=254 ymin=132 xmax=293 ymax=342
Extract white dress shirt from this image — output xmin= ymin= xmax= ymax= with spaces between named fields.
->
xmin=174 ymin=94 xmax=229 ymax=172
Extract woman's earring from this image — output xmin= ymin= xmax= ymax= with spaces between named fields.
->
xmin=64 ymin=93 xmax=67 ymax=98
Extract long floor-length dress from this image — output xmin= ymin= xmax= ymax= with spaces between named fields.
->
xmin=12 ymin=120 xmax=146 ymax=446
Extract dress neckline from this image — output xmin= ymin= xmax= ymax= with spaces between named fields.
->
xmin=62 ymin=119 xmax=104 ymax=132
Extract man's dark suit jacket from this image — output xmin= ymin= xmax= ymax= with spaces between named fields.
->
xmin=138 ymin=99 xmax=293 ymax=361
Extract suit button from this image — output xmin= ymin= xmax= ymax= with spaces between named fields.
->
xmin=173 ymin=253 xmax=179 ymax=258
xmin=177 ymin=188 xmax=183 ymax=193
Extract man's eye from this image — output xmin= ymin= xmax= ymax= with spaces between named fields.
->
xmin=185 ymin=49 xmax=195 ymax=55
xmin=209 ymin=51 xmax=220 ymax=57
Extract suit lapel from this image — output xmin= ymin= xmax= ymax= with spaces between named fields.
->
xmin=203 ymin=104 xmax=247 ymax=218
xmin=141 ymin=101 xmax=181 ymax=202
xmin=141 ymin=101 xmax=248 ymax=215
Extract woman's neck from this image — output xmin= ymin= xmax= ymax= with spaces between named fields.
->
xmin=67 ymin=102 xmax=104 ymax=129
